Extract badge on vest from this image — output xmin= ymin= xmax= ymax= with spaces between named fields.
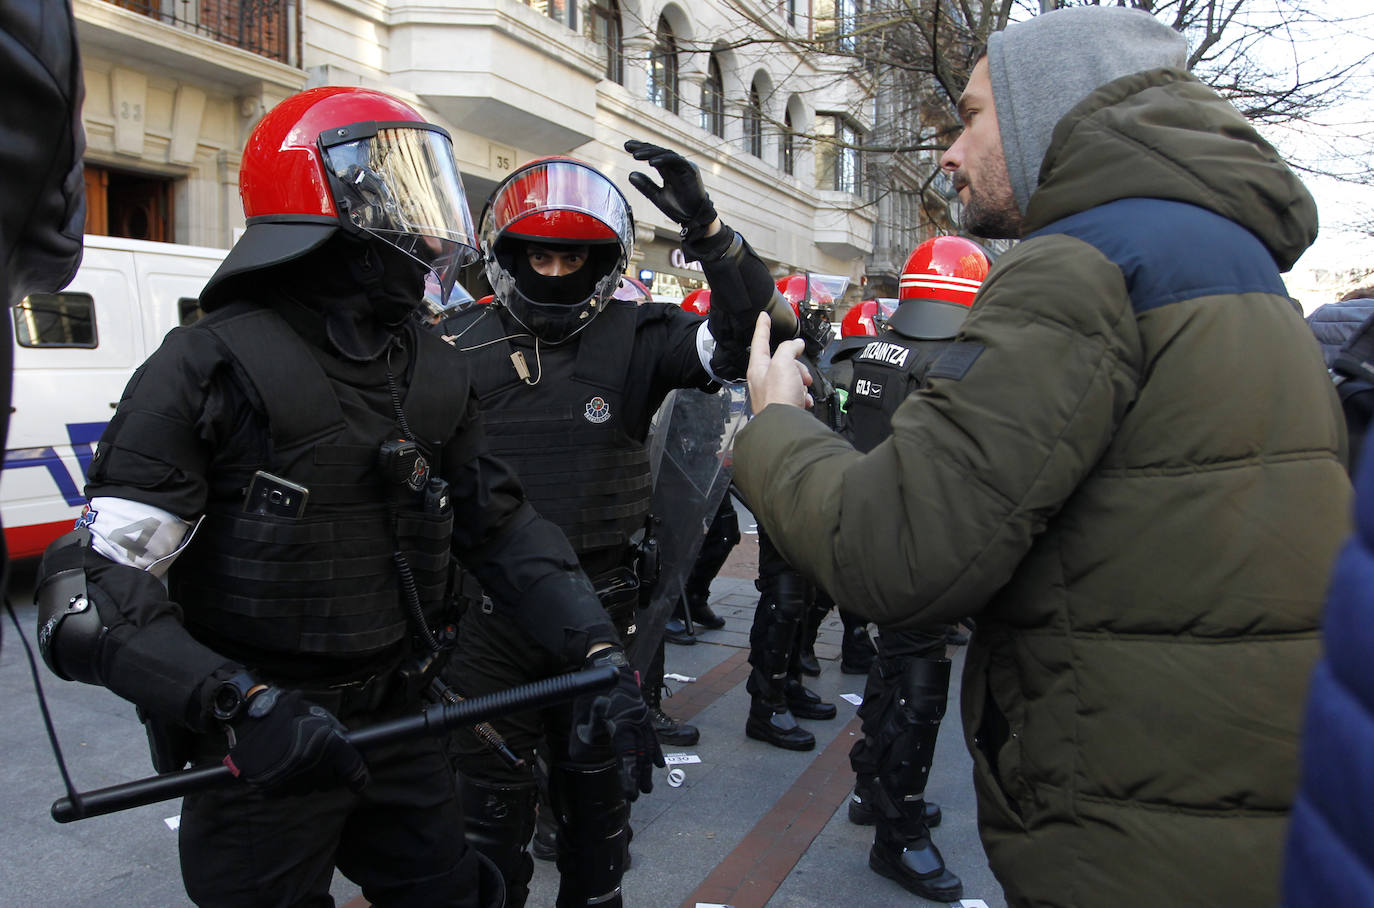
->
xmin=927 ymin=343 xmax=985 ymax=381
xmin=854 ymin=378 xmax=884 ymax=400
xmin=585 ymin=396 xmax=612 ymax=424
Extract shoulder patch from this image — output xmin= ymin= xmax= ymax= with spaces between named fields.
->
xmin=926 ymin=343 xmax=984 ymax=381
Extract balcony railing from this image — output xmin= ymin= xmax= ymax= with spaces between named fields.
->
xmin=103 ymin=0 xmax=300 ymax=67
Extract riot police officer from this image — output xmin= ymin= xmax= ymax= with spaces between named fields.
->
xmin=744 ymin=275 xmax=846 ymax=752
xmin=434 ymin=143 xmax=795 ymax=908
xmin=842 ymin=235 xmax=991 ymax=902
xmin=33 ymin=87 xmax=653 ymax=908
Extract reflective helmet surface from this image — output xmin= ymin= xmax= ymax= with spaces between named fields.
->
xmin=680 ymin=287 xmax=711 ymax=316
xmin=203 ymin=86 xmax=480 ymax=312
xmin=898 ymin=235 xmax=990 ymax=307
xmin=841 ymin=299 xmax=879 ymax=337
xmin=480 ymin=157 xmax=634 ymax=343
xmin=612 ymin=275 xmax=653 ymax=304
xmin=775 ymin=273 xmax=849 ymax=320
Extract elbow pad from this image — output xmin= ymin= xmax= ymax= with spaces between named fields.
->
xmin=35 ymin=528 xmax=105 ymax=685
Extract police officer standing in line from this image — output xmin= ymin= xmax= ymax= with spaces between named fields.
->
xmin=742 ymin=276 xmax=844 ymax=752
xmin=33 ymin=87 xmax=656 ymax=908
xmin=841 ymin=236 xmax=991 ymax=902
xmin=434 ymin=142 xmax=795 ymax=908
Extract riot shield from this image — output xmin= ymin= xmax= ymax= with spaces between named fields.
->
xmin=627 ymin=383 xmax=749 ymax=674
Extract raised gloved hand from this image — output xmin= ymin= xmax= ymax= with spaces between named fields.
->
xmin=222 ymin=687 xmax=370 ymax=795
xmin=569 ymin=646 xmax=665 ymax=800
xmin=625 ymin=140 xmax=718 ymax=237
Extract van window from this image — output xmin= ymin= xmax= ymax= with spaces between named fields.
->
xmin=179 ymin=297 xmax=204 ymax=325
xmin=13 ymin=292 xmax=97 ymax=348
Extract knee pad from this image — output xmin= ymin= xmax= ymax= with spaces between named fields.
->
xmin=899 ymin=657 xmax=952 ymax=724
xmin=550 ymin=761 xmax=629 ymax=906
xmin=459 ymin=776 xmax=536 ymax=907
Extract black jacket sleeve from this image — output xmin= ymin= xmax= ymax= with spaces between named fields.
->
xmin=48 ymin=330 xmax=252 ymax=728
xmin=0 ymin=0 xmax=86 ymax=304
xmin=682 ymin=225 xmax=797 ymax=380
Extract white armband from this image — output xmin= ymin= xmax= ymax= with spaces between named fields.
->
xmin=697 ymin=321 xmax=744 ymax=386
xmin=82 ymin=497 xmax=201 ymax=578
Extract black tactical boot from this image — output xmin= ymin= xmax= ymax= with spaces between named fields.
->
xmin=848 ymin=774 xmax=941 ymax=828
xmin=869 ymin=822 xmax=963 ymax=902
xmin=684 ymin=589 xmax=725 ymax=630
xmin=745 ymin=668 xmax=815 ymax=750
xmin=784 ymin=678 xmax=837 ymax=720
xmin=745 ymin=699 xmax=816 ymax=751
xmin=646 ymin=683 xmax=700 ymax=747
xmin=840 ymin=619 xmax=878 ymax=675
xmin=651 ymin=706 xmax=700 ymax=746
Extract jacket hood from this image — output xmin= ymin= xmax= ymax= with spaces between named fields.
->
xmin=1021 ymin=69 xmax=1318 ymax=272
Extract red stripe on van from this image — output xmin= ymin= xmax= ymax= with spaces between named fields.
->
xmin=6 ymin=520 xmax=74 ymax=559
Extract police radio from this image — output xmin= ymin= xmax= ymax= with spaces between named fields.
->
xmin=377 ymin=439 xmax=430 ymax=492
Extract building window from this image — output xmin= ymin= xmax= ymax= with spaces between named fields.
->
xmin=781 ymin=109 xmax=795 ymax=175
xmin=648 ymin=16 xmax=679 ymax=113
xmin=585 ymin=0 xmax=623 ymax=84
xmin=525 ymin=0 xmax=575 ymax=28
xmin=744 ymin=83 xmax=764 ymax=158
xmin=786 ymin=0 xmax=797 ymax=27
xmin=701 ymin=56 xmax=725 ymax=137
xmin=817 ymin=114 xmax=862 ymax=193
xmin=816 ymin=0 xmax=861 ymax=50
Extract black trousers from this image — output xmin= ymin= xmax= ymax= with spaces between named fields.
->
xmin=447 ymin=603 xmax=618 ymax=780
xmin=179 ymin=726 xmax=483 ymax=908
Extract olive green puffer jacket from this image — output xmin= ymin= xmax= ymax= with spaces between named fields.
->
xmin=734 ymin=70 xmax=1350 ymax=907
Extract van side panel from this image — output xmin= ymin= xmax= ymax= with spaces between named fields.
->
xmin=2 ymin=237 xmax=223 ymax=558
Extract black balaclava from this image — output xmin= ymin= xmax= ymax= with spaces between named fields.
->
xmin=499 ymin=239 xmax=620 ymax=342
xmin=278 ymin=232 xmax=430 ymax=361
xmin=512 ymin=242 xmax=603 ymax=305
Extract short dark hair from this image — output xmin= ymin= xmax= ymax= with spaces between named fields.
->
xmin=1340 ymin=286 xmax=1374 ymax=302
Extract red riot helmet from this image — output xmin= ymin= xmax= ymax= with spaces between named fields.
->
xmin=892 ymin=236 xmax=991 ymax=339
xmin=201 ymin=86 xmax=480 ymax=313
xmin=841 ymin=299 xmax=878 ymax=338
xmin=775 ymin=273 xmax=849 ymax=322
xmin=680 ymin=287 xmax=711 ymax=316
xmin=480 ymin=156 xmax=634 ymax=343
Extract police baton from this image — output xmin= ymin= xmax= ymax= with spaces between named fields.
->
xmin=50 ymin=665 xmax=617 ymax=824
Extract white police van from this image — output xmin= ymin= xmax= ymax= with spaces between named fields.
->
xmin=3 ymin=235 xmax=227 ymax=559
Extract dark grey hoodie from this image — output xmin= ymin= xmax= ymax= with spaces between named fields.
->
xmin=986 ymin=6 xmax=1188 ymax=216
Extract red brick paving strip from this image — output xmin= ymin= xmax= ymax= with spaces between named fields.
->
xmin=679 ymin=714 xmax=863 ymax=908
xmin=663 ymin=648 xmax=751 ymax=722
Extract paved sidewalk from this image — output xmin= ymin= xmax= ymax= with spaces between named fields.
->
xmin=1 ymin=532 xmax=1007 ymax=907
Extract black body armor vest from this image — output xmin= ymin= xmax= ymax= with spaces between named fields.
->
xmin=844 ymin=305 xmax=959 ymax=455
xmin=441 ymin=301 xmax=651 ymax=555
xmin=168 ymin=304 xmax=465 ymax=669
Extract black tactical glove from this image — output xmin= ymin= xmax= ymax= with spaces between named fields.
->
xmin=569 ymin=646 xmax=665 ymax=801
xmin=222 ymin=687 xmax=370 ymax=795
xmin=625 ymin=140 xmax=718 ymax=239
